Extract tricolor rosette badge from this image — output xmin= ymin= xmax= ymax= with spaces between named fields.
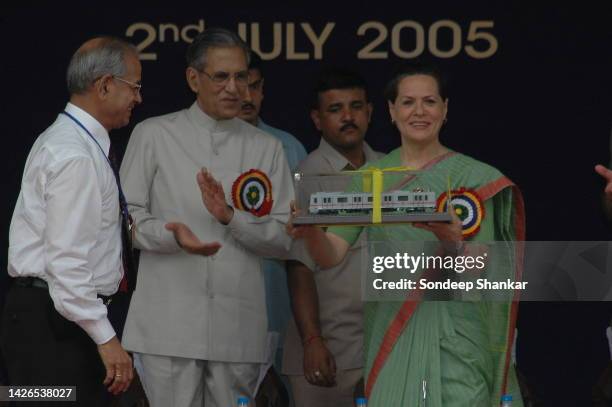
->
xmin=436 ymin=188 xmax=485 ymax=238
xmin=231 ymin=169 xmax=273 ymax=217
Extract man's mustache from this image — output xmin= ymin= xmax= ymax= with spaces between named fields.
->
xmin=340 ymin=122 xmax=359 ymax=132
xmin=241 ymin=102 xmax=256 ymax=110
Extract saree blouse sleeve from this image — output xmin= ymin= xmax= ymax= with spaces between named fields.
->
xmin=327 ymin=224 xmax=364 ymax=247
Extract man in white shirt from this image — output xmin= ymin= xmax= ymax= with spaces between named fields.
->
xmin=120 ymin=28 xmax=295 ymax=407
xmin=2 ymin=37 xmax=143 ymax=406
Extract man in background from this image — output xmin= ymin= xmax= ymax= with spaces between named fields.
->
xmin=239 ymin=51 xmax=307 ymax=172
xmin=283 ymin=68 xmax=383 ymax=407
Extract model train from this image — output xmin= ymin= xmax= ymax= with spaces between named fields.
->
xmin=308 ymin=190 xmax=437 ymax=215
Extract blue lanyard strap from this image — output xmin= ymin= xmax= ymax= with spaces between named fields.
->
xmin=60 ymin=111 xmax=130 ymax=220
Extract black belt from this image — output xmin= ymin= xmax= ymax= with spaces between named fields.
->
xmin=14 ymin=276 xmax=48 ymax=289
xmin=13 ymin=277 xmax=114 ymax=306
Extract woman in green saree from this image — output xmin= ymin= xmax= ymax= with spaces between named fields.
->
xmin=290 ymin=62 xmax=525 ymax=406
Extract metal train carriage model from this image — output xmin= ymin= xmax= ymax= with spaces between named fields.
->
xmin=308 ymin=190 xmax=437 ymax=215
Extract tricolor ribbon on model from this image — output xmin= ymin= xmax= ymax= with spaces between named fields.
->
xmin=342 ymin=166 xmax=450 ymax=224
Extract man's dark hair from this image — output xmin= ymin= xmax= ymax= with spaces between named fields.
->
xmin=247 ymin=51 xmax=263 ymax=78
xmin=186 ymin=27 xmax=250 ymax=71
xmin=311 ymin=67 xmax=368 ymax=109
xmin=384 ymin=60 xmax=448 ymax=103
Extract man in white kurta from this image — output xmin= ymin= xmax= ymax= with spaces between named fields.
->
xmin=119 ymin=28 xmax=294 ymax=407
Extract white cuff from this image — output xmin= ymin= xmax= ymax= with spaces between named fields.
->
xmin=78 ymin=316 xmax=116 ymax=345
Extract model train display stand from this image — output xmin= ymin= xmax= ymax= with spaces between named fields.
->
xmin=292 ymin=167 xmax=453 ymax=226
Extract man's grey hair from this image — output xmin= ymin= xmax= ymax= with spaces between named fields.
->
xmin=186 ymin=28 xmax=250 ymax=71
xmin=66 ymin=37 xmax=137 ymax=95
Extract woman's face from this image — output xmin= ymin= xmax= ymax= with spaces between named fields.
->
xmin=388 ymin=74 xmax=448 ymax=145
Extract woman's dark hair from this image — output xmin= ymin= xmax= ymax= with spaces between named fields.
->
xmin=384 ymin=60 xmax=448 ymax=103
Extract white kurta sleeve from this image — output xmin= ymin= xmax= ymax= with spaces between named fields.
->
xmin=45 ymin=157 xmax=115 ymax=345
xmin=120 ymin=121 xmax=181 ymax=253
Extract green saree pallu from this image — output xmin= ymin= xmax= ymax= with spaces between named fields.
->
xmin=329 ymin=149 xmax=526 ymax=407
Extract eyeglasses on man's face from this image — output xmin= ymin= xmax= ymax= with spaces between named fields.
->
xmin=199 ymin=70 xmax=250 ymax=88
xmin=112 ymin=75 xmax=142 ymax=95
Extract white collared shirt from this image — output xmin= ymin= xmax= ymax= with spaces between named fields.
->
xmin=8 ymin=102 xmax=123 ymax=345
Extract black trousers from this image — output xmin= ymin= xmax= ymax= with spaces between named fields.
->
xmin=1 ymin=283 xmax=111 ymax=407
